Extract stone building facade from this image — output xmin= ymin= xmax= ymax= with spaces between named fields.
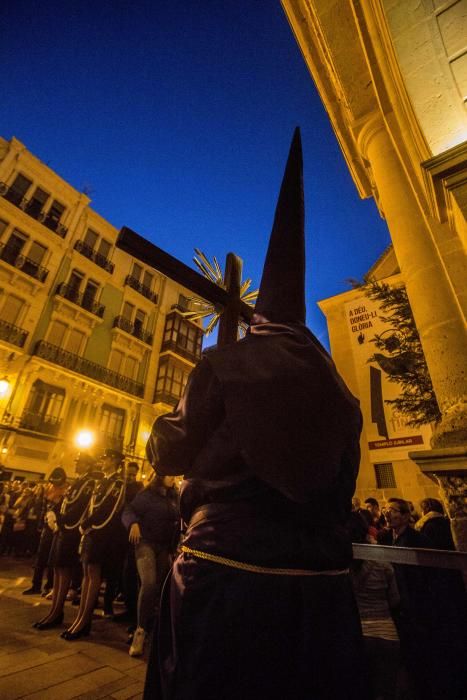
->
xmin=319 ymin=246 xmax=439 ymax=505
xmin=0 ymin=137 xmax=203 ymax=480
xmin=283 ymin=0 xmax=467 ymax=545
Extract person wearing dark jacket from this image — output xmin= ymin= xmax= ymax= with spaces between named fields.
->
xmin=379 ymin=497 xmax=466 ymax=699
xmin=415 ymin=497 xmax=455 ymax=549
xmin=144 ymin=130 xmax=367 ymax=700
xmin=22 ymin=468 xmax=67 ymax=595
xmin=122 ymin=474 xmax=179 ymax=656
xmin=32 ymin=453 xmax=101 ymax=630
xmin=61 ymin=449 xmax=125 ymax=640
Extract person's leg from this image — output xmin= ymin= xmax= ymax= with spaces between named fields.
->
xmin=35 ymin=567 xmax=71 ymax=626
xmin=135 ymin=541 xmax=157 ymax=632
xmin=130 ymin=541 xmax=157 ymax=656
xmin=66 ymin=563 xmax=101 ymax=633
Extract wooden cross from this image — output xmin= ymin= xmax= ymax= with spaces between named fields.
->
xmin=117 ymin=227 xmax=253 ymax=346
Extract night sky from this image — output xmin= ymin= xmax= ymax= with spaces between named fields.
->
xmin=2 ymin=0 xmax=390 ymax=347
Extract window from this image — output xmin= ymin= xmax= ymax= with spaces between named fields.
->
xmin=6 ymin=174 xmax=32 ymax=206
xmin=84 ymin=228 xmax=98 ymax=249
xmin=132 ymin=263 xmax=142 ymax=281
xmin=98 ymin=239 xmax=111 ymax=259
xmin=66 ymin=329 xmax=85 ymax=355
xmin=108 ymin=349 xmax=124 ymax=374
xmin=134 ymin=309 xmax=146 ymax=336
xmin=27 ymin=241 xmax=47 ymax=265
xmin=47 ymin=321 xmax=67 ymax=347
xmin=155 ymin=358 xmax=191 ymax=402
xmin=21 ymin=380 xmax=65 ymax=435
xmin=22 ymin=241 xmax=47 ymax=278
xmin=122 ymin=301 xmax=134 ymax=320
xmin=82 ymin=280 xmax=99 ymax=309
xmin=124 ymin=356 xmax=138 ymax=380
xmin=2 ymin=230 xmax=27 ymax=265
xmin=142 ymin=270 xmax=153 ymax=289
xmin=68 ymin=270 xmax=83 ymax=297
xmin=162 ymin=312 xmax=202 ymax=359
xmin=374 ymin=463 xmax=396 ymax=489
xmin=99 ymin=404 xmax=126 ymax=447
xmin=0 ymin=295 xmax=24 ymax=326
xmin=26 ymin=187 xmax=49 ymax=218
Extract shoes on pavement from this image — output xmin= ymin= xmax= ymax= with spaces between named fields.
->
xmin=129 ymin=627 xmax=146 ymax=657
xmin=22 ymin=587 xmax=41 ymax=595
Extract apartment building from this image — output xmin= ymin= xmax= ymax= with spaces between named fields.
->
xmin=0 ymin=137 xmax=203 ymax=479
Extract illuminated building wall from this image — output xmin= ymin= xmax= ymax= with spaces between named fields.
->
xmin=0 ymin=137 xmax=202 ymax=479
xmin=283 ymin=0 xmax=467 ymax=453
xmin=319 ymin=246 xmax=440 ymax=505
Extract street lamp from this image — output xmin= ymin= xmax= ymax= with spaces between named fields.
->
xmin=74 ymin=429 xmax=95 ymax=450
xmin=0 ymin=378 xmax=10 ymax=398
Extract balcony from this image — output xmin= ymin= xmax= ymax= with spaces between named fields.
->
xmin=19 ymin=410 xmax=61 ymax=437
xmin=34 ymin=340 xmax=144 ymax=397
xmin=0 ymin=319 xmax=28 ymax=348
xmin=0 ymin=241 xmax=49 ymax=282
xmin=74 ymin=239 xmax=115 ymax=273
xmin=113 ymin=315 xmax=153 ymax=345
xmin=0 ymin=183 xmax=68 ymax=238
xmin=153 ymin=390 xmax=179 ymax=407
xmin=124 ymin=275 xmax=158 ymax=303
xmin=55 ymin=282 xmax=105 ymax=318
xmin=160 ymin=338 xmax=201 ymax=362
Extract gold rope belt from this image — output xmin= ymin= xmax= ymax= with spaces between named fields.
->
xmin=181 ymin=545 xmax=349 ymax=577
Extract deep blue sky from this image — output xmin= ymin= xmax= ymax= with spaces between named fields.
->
xmin=2 ymin=0 xmax=390 ymax=346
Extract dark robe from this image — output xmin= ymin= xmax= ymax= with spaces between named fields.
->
xmin=145 ymin=323 xmax=368 ymax=700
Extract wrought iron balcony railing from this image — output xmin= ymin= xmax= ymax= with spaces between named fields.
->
xmin=0 ymin=183 xmax=68 ymax=238
xmin=160 ymin=338 xmax=201 ymax=362
xmin=55 ymin=282 xmax=105 ymax=318
xmin=0 ymin=319 xmax=28 ymax=348
xmin=74 ymin=239 xmax=115 ymax=273
xmin=124 ymin=275 xmax=158 ymax=303
xmin=19 ymin=411 xmax=62 ymax=437
xmin=113 ymin=315 xmax=153 ymax=345
xmin=0 ymin=241 xmax=49 ymax=282
xmin=34 ymin=340 xmax=144 ymax=397
xmin=99 ymin=432 xmax=124 ymax=452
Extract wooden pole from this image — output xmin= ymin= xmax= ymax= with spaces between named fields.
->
xmin=116 ymin=227 xmax=253 ymax=346
xmin=217 ymin=253 xmax=243 ymax=346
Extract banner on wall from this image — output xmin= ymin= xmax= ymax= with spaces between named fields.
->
xmin=345 ymin=293 xmax=432 ymax=463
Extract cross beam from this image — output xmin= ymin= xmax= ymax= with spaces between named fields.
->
xmin=117 ymin=226 xmax=253 ymax=345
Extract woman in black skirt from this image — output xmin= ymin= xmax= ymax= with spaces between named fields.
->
xmin=61 ymin=449 xmax=126 ymax=640
xmin=33 ymin=453 xmax=101 ymax=630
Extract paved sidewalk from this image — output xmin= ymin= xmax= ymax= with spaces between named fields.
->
xmin=0 ymin=558 xmax=145 ymax=700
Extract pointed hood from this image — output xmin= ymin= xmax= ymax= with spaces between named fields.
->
xmin=253 ymin=127 xmax=305 ymax=325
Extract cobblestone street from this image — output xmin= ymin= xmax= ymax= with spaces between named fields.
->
xmin=0 ymin=558 xmax=145 ymax=700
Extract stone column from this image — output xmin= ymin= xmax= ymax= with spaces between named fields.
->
xmin=358 ymin=116 xmax=467 ymax=449
xmin=411 ymin=448 xmax=467 ymax=552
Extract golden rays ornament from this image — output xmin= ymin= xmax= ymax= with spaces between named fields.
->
xmin=180 ymin=249 xmax=258 ymax=336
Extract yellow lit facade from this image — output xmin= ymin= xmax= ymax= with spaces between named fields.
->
xmin=319 ymin=246 xmax=439 ymax=505
xmin=0 ymin=137 xmax=203 ymax=480
xmin=283 ymin=0 xmax=467 ymax=544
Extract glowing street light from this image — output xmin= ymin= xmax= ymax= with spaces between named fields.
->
xmin=74 ymin=430 xmax=95 ymax=450
xmin=0 ymin=379 xmax=10 ymax=398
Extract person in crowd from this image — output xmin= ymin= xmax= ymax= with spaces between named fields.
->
xmin=415 ymin=497 xmax=455 ymax=549
xmin=112 ymin=461 xmax=145 ymax=626
xmin=143 ymin=130 xmax=368 ymax=699
xmin=11 ymin=483 xmax=34 ymax=556
xmin=61 ymin=449 xmax=126 ymax=640
xmin=23 ymin=468 xmax=67 ymax=595
xmin=0 ymin=481 xmax=22 ymax=555
xmin=348 ymin=511 xmax=400 ymax=700
xmin=25 ymin=483 xmax=46 ymax=556
xmin=122 ymin=473 xmax=179 ymax=657
xmin=32 ymin=453 xmax=102 ymax=630
xmin=364 ymin=497 xmax=385 ymax=531
xmin=379 ymin=497 xmax=466 ymax=699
